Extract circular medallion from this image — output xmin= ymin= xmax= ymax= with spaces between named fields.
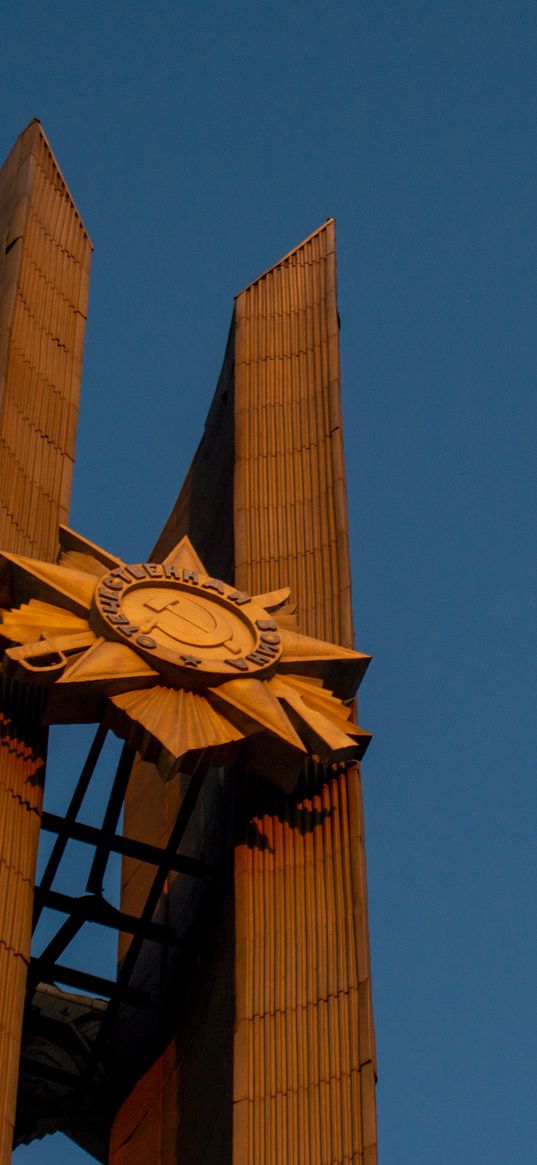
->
xmin=90 ymin=563 xmax=282 ymax=688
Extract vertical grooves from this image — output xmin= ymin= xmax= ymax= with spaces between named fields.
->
xmin=114 ymin=221 xmax=375 ymax=1165
xmin=234 ymin=765 xmax=376 ymax=1162
xmin=234 ymin=220 xmax=350 ymax=647
xmin=233 ymin=221 xmax=376 ymax=1163
xmin=0 ymin=120 xmax=92 ymax=561
xmin=0 ymin=122 xmax=89 ymax=1162
xmin=0 ymin=708 xmax=45 ymax=1161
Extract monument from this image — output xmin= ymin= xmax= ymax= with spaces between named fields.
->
xmin=0 ymin=122 xmax=377 ymax=1164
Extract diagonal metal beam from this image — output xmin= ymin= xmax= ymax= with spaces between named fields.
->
xmin=113 ymin=762 xmax=207 ymax=996
xmin=33 ymin=724 xmax=109 ymax=929
xmin=28 ymin=960 xmax=148 ymax=1006
xmin=85 ymin=740 xmax=136 ymax=895
xmin=41 ymin=810 xmax=209 ymax=878
xmin=31 ymin=912 xmax=84 ymax=972
xmin=29 ymin=888 xmax=179 ymax=1002
xmin=38 ymin=889 xmax=178 ymax=944
xmin=79 ymin=762 xmax=207 ymax=1085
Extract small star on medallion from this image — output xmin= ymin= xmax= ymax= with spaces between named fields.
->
xmin=180 ymin=653 xmax=202 ymax=667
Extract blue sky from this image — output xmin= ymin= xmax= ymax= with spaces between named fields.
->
xmin=2 ymin=2 xmax=536 ymax=1161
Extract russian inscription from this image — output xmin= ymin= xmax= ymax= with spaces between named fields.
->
xmin=91 ymin=564 xmax=282 ymax=688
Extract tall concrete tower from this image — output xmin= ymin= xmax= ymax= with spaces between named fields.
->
xmin=0 ymin=120 xmax=92 ymax=1161
xmin=109 ymin=221 xmax=377 ymax=1165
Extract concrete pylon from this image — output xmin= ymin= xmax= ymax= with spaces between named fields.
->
xmin=109 ymin=221 xmax=377 ymax=1164
xmin=0 ymin=121 xmax=91 ymax=1162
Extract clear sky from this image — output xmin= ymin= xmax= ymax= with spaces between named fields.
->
xmin=2 ymin=2 xmax=536 ymax=1161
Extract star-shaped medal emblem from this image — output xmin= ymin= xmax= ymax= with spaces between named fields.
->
xmin=0 ymin=526 xmax=371 ymax=791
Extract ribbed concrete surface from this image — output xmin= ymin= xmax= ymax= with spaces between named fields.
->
xmin=0 ymin=121 xmax=90 ymax=1163
xmin=0 ymin=709 xmax=45 ymax=1165
xmin=234 ymin=220 xmax=353 ymax=649
xmin=233 ymin=762 xmax=376 ymax=1165
xmin=231 ymin=221 xmax=376 ymax=1165
xmin=0 ymin=118 xmax=92 ymax=559
xmin=110 ymin=221 xmax=376 ymax=1165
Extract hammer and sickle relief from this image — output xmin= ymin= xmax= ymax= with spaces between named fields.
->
xmin=123 ymin=589 xmax=241 ymax=654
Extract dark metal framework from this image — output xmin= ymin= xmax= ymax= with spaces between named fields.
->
xmin=26 ymin=725 xmax=212 ymax=1085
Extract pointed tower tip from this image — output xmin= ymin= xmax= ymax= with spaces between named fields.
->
xmin=235 ymin=218 xmax=336 ymax=298
xmin=6 ymin=119 xmax=93 ymax=246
